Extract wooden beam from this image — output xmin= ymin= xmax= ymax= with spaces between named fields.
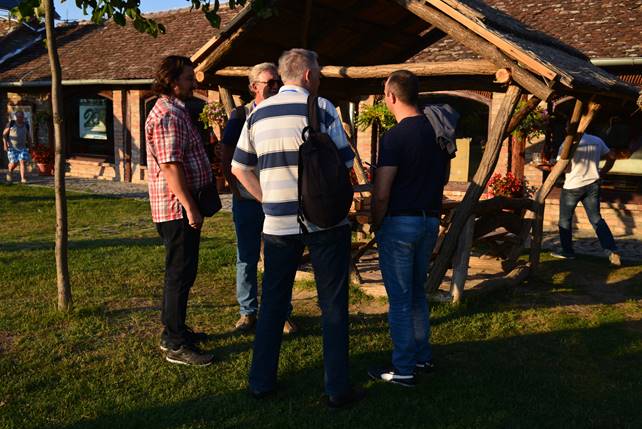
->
xmin=464 ymin=264 xmax=530 ymax=300
xmin=194 ymin=17 xmax=258 ymax=80
xmin=190 ymin=5 xmax=253 ymax=64
xmin=218 ymin=86 xmax=236 ymax=116
xmin=450 ymin=215 xmax=474 ymax=303
xmin=394 ymin=0 xmax=555 ymax=101
xmin=425 ymin=0 xmax=557 ymax=80
xmin=426 ymin=85 xmax=522 ymax=292
xmin=212 ymin=60 xmax=499 ymax=79
xmin=529 ymin=99 xmax=601 ymax=269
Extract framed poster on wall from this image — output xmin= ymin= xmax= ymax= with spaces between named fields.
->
xmin=79 ymin=98 xmax=107 ymax=140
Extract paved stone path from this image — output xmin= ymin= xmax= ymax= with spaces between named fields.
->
xmin=1 ymin=171 xmax=233 ymax=212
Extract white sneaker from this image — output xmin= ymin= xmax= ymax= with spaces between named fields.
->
xmin=606 ymin=250 xmax=622 ymax=267
xmin=5 ymin=172 xmax=12 ymax=183
xmin=21 ymin=177 xmax=27 ymax=184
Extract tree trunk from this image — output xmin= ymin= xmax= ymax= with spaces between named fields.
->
xmin=426 ymin=85 xmax=522 ymax=292
xmin=44 ymin=0 xmax=72 ymax=311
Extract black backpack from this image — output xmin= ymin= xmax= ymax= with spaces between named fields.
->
xmin=297 ymin=95 xmax=354 ymax=232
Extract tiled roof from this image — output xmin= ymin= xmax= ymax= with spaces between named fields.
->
xmin=412 ymin=0 xmax=642 ymax=62
xmin=0 ymin=18 xmax=18 ymax=36
xmin=0 ymin=19 xmax=42 ymax=64
xmin=0 ymin=7 xmax=238 ymax=82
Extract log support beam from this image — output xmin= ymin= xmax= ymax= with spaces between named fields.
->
xmin=450 ymin=215 xmax=475 ymax=303
xmin=218 ymin=86 xmax=236 ymax=116
xmin=211 ymin=60 xmax=500 ymax=80
xmin=426 ymin=85 xmax=523 ymax=292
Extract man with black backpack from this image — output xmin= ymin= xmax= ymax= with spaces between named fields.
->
xmin=231 ymin=48 xmax=364 ymax=408
xmin=221 ymin=62 xmax=297 ymax=334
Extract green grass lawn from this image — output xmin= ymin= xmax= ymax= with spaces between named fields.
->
xmin=1 ymin=184 xmax=641 ymax=429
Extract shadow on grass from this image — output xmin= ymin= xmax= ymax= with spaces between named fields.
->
xmin=48 ymin=319 xmax=642 ymax=429
xmin=0 ymin=237 xmax=162 ymax=252
xmin=0 ymin=236 xmax=232 ymax=253
xmin=1 ymin=193 xmax=118 ymax=204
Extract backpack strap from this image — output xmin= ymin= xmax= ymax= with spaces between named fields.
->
xmin=301 ymin=94 xmax=320 ymax=142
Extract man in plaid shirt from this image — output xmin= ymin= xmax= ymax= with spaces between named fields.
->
xmin=146 ymin=55 xmax=213 ymax=366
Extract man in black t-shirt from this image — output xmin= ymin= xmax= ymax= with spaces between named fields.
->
xmin=369 ymin=70 xmax=449 ymax=387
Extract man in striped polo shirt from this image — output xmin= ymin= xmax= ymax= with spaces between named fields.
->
xmin=231 ymin=49 xmax=364 ymax=408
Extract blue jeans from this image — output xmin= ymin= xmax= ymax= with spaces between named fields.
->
xmin=377 ymin=215 xmax=439 ymax=375
xmin=559 ymin=180 xmax=616 ymax=254
xmin=232 ymin=197 xmax=264 ymax=316
xmin=249 ymin=225 xmax=351 ymax=397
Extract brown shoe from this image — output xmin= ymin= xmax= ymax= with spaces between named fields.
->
xmin=283 ymin=318 xmax=298 ymax=335
xmin=234 ymin=314 xmax=257 ymax=332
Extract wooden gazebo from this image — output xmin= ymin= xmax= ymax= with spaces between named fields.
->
xmin=191 ymin=0 xmax=641 ymax=299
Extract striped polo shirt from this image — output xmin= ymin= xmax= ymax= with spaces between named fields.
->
xmin=231 ymin=85 xmax=354 ymax=236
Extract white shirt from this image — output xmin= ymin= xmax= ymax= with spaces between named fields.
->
xmin=231 ymin=85 xmax=354 ymax=235
xmin=560 ymin=133 xmax=610 ymax=189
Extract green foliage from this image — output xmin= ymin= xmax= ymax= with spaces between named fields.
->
xmin=512 ymin=99 xmax=549 ymax=141
xmin=12 ymin=0 xmax=267 ymax=36
xmin=354 ymin=101 xmax=396 ymax=133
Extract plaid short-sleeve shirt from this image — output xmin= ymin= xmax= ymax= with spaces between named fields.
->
xmin=145 ymin=96 xmax=212 ymax=223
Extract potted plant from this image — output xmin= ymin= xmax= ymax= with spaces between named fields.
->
xmin=487 ymin=172 xmax=534 ymax=198
xmin=30 ymin=144 xmax=54 ymax=176
xmin=199 ymin=101 xmax=229 ymax=192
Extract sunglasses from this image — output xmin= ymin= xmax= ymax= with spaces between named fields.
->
xmin=255 ymin=79 xmax=283 ymax=88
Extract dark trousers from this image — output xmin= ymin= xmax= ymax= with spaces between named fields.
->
xmin=156 ymin=217 xmax=202 ymax=348
xmin=249 ymin=224 xmax=351 ymax=397
xmin=559 ymin=180 xmax=616 ymax=253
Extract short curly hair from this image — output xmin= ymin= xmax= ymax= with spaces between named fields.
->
xmin=152 ymin=55 xmax=194 ymax=96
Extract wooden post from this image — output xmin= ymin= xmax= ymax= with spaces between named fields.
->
xmin=529 ymin=100 xmax=601 ymax=269
xmin=450 ymin=215 xmax=475 ymax=303
xmin=511 ymin=134 xmax=526 ymax=180
xmin=426 ymin=85 xmax=522 ymax=292
xmin=370 ymin=121 xmax=379 ymax=170
xmin=218 ymin=86 xmax=236 ymax=116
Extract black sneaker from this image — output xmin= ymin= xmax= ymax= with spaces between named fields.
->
xmin=415 ymin=360 xmax=435 ymax=374
xmin=325 ymin=386 xmax=367 ymax=409
xmin=165 ymin=344 xmax=214 ymax=367
xmin=368 ymin=366 xmax=416 ymax=387
xmin=159 ymin=327 xmax=208 ymax=352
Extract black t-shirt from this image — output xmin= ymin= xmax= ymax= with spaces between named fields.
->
xmin=377 ymin=115 xmax=448 ymax=213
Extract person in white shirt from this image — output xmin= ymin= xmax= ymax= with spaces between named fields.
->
xmin=551 ymin=133 xmax=621 ymax=265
